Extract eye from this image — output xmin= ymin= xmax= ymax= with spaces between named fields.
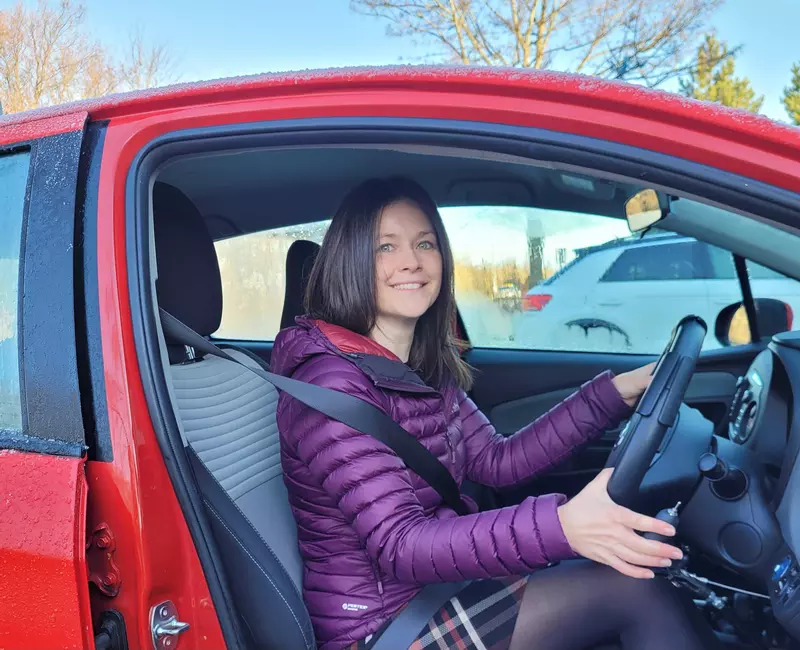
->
xmin=418 ymin=240 xmax=437 ymax=250
xmin=378 ymin=243 xmax=394 ymax=253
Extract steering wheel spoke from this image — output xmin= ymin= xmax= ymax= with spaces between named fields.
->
xmin=607 ymin=316 xmax=708 ymax=509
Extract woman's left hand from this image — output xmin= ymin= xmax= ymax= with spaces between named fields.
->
xmin=612 ymin=363 xmax=656 ymax=408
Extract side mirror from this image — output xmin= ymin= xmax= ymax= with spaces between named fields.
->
xmin=715 ymin=298 xmax=794 ymax=346
xmin=625 ymin=189 xmax=669 ymax=233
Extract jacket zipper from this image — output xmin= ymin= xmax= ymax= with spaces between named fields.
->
xmin=370 ymin=561 xmax=385 ymax=597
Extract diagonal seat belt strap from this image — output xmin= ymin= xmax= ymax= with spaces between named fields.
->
xmin=159 ymin=308 xmax=470 ymax=516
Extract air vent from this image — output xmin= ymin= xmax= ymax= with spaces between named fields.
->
xmin=729 ymin=378 xmax=758 ymax=444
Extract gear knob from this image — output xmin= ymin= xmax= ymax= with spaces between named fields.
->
xmin=698 ymin=453 xmax=729 ymax=481
xmin=643 ymin=502 xmax=681 ymax=543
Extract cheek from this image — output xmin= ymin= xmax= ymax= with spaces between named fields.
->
xmin=374 ymin=257 xmax=392 ymax=304
xmin=430 ymin=254 xmax=444 ymax=286
xmin=375 ymin=256 xmax=392 ymax=283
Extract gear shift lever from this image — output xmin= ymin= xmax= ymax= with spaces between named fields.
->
xmin=644 ymin=502 xmax=682 ymax=543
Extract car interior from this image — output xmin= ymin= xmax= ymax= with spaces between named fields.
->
xmin=137 ymin=139 xmax=800 ymax=650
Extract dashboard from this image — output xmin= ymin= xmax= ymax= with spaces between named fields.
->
xmin=676 ymin=329 xmax=800 ymax=639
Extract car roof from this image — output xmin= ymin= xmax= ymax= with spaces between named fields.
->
xmin=574 ymin=232 xmax=694 ymax=258
xmin=2 ymin=65 xmax=798 ymax=149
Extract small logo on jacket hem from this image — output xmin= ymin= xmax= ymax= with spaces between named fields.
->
xmin=342 ymin=603 xmax=369 ymax=612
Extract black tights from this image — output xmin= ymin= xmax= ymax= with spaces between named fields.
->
xmin=509 ymin=560 xmax=724 ymax=650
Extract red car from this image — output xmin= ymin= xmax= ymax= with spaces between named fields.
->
xmin=2 ymin=67 xmax=800 ymax=650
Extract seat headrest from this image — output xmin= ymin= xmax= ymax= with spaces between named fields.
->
xmin=280 ymin=240 xmax=320 ymax=331
xmin=153 ymin=182 xmax=223 ymax=337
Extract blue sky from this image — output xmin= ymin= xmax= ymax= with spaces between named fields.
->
xmin=8 ymin=0 xmax=796 ymax=123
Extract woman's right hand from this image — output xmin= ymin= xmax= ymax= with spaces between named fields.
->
xmin=557 ymin=468 xmax=684 ymax=579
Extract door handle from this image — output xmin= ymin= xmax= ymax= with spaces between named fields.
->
xmin=599 ymin=301 xmax=622 ymax=307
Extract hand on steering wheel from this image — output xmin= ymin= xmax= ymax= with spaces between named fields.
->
xmin=559 ymin=316 xmax=707 ymax=579
xmin=557 ymin=468 xmax=684 ymax=579
xmin=612 ymin=362 xmax=657 ymax=407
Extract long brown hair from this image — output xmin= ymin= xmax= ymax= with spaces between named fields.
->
xmin=305 ymin=177 xmax=473 ymax=391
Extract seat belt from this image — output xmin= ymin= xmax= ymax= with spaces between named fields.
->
xmin=369 ymin=580 xmax=468 ymax=650
xmin=159 ymin=308 xmax=470 ymax=516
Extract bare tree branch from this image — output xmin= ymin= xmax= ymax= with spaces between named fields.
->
xmin=118 ymin=27 xmax=178 ymax=92
xmin=351 ymin=0 xmax=725 ymax=86
xmin=0 ymin=0 xmax=178 ymax=113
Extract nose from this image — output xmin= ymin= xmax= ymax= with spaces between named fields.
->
xmin=398 ymin=245 xmax=422 ymax=272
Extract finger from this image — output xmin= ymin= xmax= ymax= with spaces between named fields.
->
xmin=616 ymin=507 xmax=676 ymax=537
xmin=599 ymin=551 xmax=655 ymax=580
xmin=593 ymin=467 xmax=614 ymax=487
xmin=614 ymin=544 xmax=674 ymax=568
xmin=620 ymin=530 xmax=684 ymax=560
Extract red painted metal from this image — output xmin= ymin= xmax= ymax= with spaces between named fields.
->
xmin=4 ymin=67 xmax=800 ymax=191
xmin=0 ymin=111 xmax=87 ymax=146
xmin=92 ymin=126 xmax=228 ymax=646
xmin=0 ymin=450 xmax=93 ymax=650
xmin=82 ymin=67 xmax=800 ymax=647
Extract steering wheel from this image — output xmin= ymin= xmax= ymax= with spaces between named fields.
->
xmin=606 ymin=316 xmax=707 ymax=509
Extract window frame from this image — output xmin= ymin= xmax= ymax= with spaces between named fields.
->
xmin=0 ymin=146 xmax=32 ymax=439
xmin=0 ymin=129 xmax=88 ymax=457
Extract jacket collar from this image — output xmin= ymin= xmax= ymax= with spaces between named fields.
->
xmin=305 ymin=318 xmax=438 ymax=395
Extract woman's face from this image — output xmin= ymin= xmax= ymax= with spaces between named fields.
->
xmin=374 ymin=200 xmax=443 ymax=327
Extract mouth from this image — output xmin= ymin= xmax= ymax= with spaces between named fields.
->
xmin=390 ymin=282 xmax=427 ymax=291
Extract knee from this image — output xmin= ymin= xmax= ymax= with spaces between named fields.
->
xmin=621 ymin=575 xmax=685 ymax=612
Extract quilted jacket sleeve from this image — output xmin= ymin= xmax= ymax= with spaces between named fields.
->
xmin=461 ymin=370 xmax=631 ymax=489
xmin=279 ymin=355 xmax=579 ymax=584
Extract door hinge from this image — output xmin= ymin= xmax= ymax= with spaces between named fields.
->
xmin=150 ymin=600 xmax=190 ymax=649
xmin=87 ymin=522 xmax=121 ymax=597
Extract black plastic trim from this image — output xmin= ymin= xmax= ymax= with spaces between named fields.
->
xmin=2 ymin=130 xmax=87 ymax=456
xmin=734 ymin=254 xmax=760 ymax=343
xmin=126 ymin=115 xmax=800 ymax=649
xmin=75 ymin=121 xmax=113 ymax=461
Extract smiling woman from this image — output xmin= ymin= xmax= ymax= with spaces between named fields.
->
xmin=304 ymin=177 xmax=471 ymax=391
xmin=267 ymin=175 xmax=716 ymax=650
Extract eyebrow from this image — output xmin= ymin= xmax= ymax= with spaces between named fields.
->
xmin=379 ymin=230 xmax=436 ymax=239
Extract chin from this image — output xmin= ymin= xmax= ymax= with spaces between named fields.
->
xmin=388 ymin=309 xmax=428 ymax=322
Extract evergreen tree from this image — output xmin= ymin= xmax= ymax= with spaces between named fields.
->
xmin=782 ymin=63 xmax=800 ymax=125
xmin=680 ymin=34 xmax=764 ymax=112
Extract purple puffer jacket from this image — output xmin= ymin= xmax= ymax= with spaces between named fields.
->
xmin=272 ymin=317 xmax=631 ymax=650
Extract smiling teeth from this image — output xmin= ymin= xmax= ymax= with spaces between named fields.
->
xmin=394 ymin=283 xmax=423 ymax=290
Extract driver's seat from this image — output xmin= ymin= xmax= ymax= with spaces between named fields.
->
xmin=152 ymin=182 xmax=468 ymax=650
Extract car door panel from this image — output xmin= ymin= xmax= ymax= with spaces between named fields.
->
xmin=466 ymin=343 xmax=763 ymax=501
xmin=487 ymin=370 xmax=738 ymax=437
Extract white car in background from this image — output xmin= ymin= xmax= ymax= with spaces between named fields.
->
xmin=514 ymin=234 xmax=800 ymax=354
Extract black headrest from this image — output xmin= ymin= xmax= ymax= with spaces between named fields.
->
xmin=280 ymin=239 xmax=320 ymax=330
xmin=153 ymin=182 xmax=222 ymax=337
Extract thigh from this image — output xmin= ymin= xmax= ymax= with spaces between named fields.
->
xmin=509 ymin=560 xmax=706 ymax=650
xmin=510 ymin=560 xmax=629 ymax=650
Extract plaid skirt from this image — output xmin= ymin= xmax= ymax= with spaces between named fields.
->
xmin=345 ymin=576 xmax=528 ymax=650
